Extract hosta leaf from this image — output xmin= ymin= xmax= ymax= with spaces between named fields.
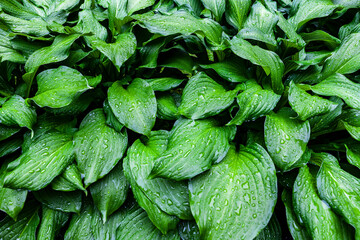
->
xmin=157 ymin=92 xmax=180 ymax=120
xmin=0 ymin=124 xmax=20 ymax=141
xmin=200 ymin=0 xmax=225 ymax=22
xmin=178 ymin=72 xmax=237 ymax=120
xmin=145 ymin=77 xmax=184 ymax=91
xmin=33 ymin=188 xmax=82 ymax=213
xmin=230 ymin=36 xmax=284 ymax=94
xmin=293 ymin=165 xmax=353 ymax=239
xmin=264 ymin=108 xmax=311 ymax=171
xmin=310 ymin=73 xmax=360 ymax=110
xmin=321 ymin=33 xmax=360 ymax=78
xmin=139 ymin=37 xmax=170 ymax=69
xmin=127 ymin=0 xmax=155 ymax=15
xmin=288 ymin=81 xmax=338 ymax=121
xmin=158 ymin=48 xmax=194 ymax=74
xmin=173 ymin=0 xmax=203 ymax=16
xmin=289 ymin=0 xmax=337 ymax=30
xmin=74 ymin=9 xmax=108 ymax=42
xmin=37 ymin=206 xmax=69 ymax=240
xmin=31 ymin=66 xmax=92 ymax=108
xmin=0 ymin=159 xmax=27 ymax=220
xmin=282 ymin=190 xmax=311 ymax=240
xmin=225 ymin=0 xmax=252 ymax=30
xmin=90 ymin=164 xmax=129 ymax=222
xmin=178 ymin=221 xmax=200 ymax=240
xmin=228 ymin=80 xmax=281 ymax=126
xmin=254 ymin=214 xmax=282 ymax=240
xmin=0 ymin=203 xmax=40 ymax=240
xmin=346 ymin=143 xmax=360 ymax=169
xmin=89 ymin=33 xmax=137 ymax=71
xmin=276 ymin=11 xmax=306 ymax=50
xmin=300 ymin=30 xmax=341 ymax=50
xmin=0 ymin=95 xmax=36 ymax=130
xmin=74 ymin=108 xmax=128 ymax=187
xmin=340 ymin=109 xmax=360 ymax=141
xmin=108 ymin=78 xmax=157 ymax=135
xmin=0 ymin=137 xmax=22 ymax=158
xmin=4 ymin=130 xmax=74 ymax=191
xmin=151 ymin=118 xmax=236 ymax=180
xmin=317 ymin=153 xmax=360 ymax=238
xmin=133 ymin=10 xmax=223 ymax=45
xmin=339 ymin=13 xmax=360 ymax=40
xmin=126 ymin=131 xmax=192 ymax=220
xmin=189 ymin=144 xmax=277 ymax=239
xmin=51 ymin=163 xmax=86 ymax=192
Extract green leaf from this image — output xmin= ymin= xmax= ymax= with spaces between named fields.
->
xmin=264 ymin=108 xmax=311 ymax=171
xmin=225 ymin=0 xmax=252 ymax=30
xmin=189 ymin=144 xmax=277 ymax=239
xmin=37 ymin=206 xmax=69 ymax=240
xmin=178 ymin=221 xmax=200 ymax=240
xmin=145 ymin=77 xmax=184 ymax=91
xmin=321 ymin=33 xmax=360 ymax=78
xmin=0 ymin=203 xmax=40 ymax=240
xmin=289 ymin=0 xmax=337 ymax=30
xmin=133 ymin=10 xmax=223 ymax=46
xmin=173 ymin=0 xmax=203 ymax=16
xmin=281 ymin=190 xmax=311 ymax=240
xmin=228 ymin=80 xmax=281 ymax=126
xmin=30 ymin=66 xmax=92 ymax=108
xmin=288 ymin=81 xmax=338 ymax=121
xmin=230 ymin=36 xmax=284 ymax=94
xmin=300 ymin=30 xmax=341 ymax=50
xmin=90 ymin=164 xmax=129 ymax=222
xmin=159 ymin=48 xmax=194 ymax=74
xmin=51 ymin=163 xmax=86 ymax=192
xmin=0 ymin=124 xmax=20 ymax=141
xmin=0 ymin=95 xmax=36 ymax=130
xmin=346 ymin=143 xmax=360 ymax=169
xmin=293 ymin=165 xmax=353 ymax=239
xmin=74 ymin=108 xmax=128 ymax=187
xmin=0 ymin=159 xmax=27 ymax=220
xmin=156 ymin=92 xmax=181 ymax=120
xmin=4 ymin=130 xmax=74 ymax=191
xmin=108 ymin=78 xmax=157 ymax=135
xmin=310 ymin=73 xmax=360 ymax=110
xmin=317 ymin=153 xmax=360 ymax=238
xmin=0 ymin=136 xmax=22 ymax=158
xmin=89 ymin=32 xmax=137 ymax=70
xmin=151 ymin=118 xmax=236 ymax=180
xmin=254 ymin=214 xmax=282 ymax=240
xmin=139 ymin=37 xmax=170 ymax=69
xmin=276 ymin=11 xmax=306 ymax=50
xmin=74 ymin=9 xmax=108 ymax=42
xmin=339 ymin=13 xmax=360 ymax=40
xmin=200 ymin=0 xmax=225 ymax=22
xmin=178 ymin=72 xmax=237 ymax=120
xmin=127 ymin=0 xmax=155 ymax=15
xmin=33 ymin=188 xmax=82 ymax=213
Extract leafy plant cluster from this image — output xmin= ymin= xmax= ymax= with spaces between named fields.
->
xmin=0 ymin=0 xmax=360 ymax=239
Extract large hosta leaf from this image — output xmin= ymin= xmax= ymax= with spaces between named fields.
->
xmin=90 ymin=164 xmax=129 ymax=222
xmin=310 ymin=73 xmax=360 ymax=110
xmin=230 ymin=36 xmax=284 ymax=94
xmin=254 ymin=214 xmax=282 ymax=240
xmin=293 ymin=165 xmax=353 ymax=239
xmin=288 ymin=81 xmax=338 ymax=120
xmin=178 ymin=72 xmax=237 ymax=120
xmin=151 ymin=118 xmax=236 ymax=180
xmin=30 ymin=66 xmax=92 ymax=108
xmin=225 ymin=0 xmax=252 ymax=30
xmin=74 ymin=108 xmax=128 ymax=187
xmin=127 ymin=0 xmax=156 ymax=15
xmin=264 ymin=108 xmax=311 ymax=171
xmin=228 ymin=80 xmax=281 ymax=126
xmin=200 ymin=0 xmax=225 ymax=22
xmin=317 ymin=153 xmax=360 ymax=238
xmin=346 ymin=143 xmax=360 ymax=169
xmin=37 ymin=206 xmax=69 ymax=240
xmin=51 ymin=163 xmax=86 ymax=192
xmin=108 ymin=78 xmax=157 ymax=135
xmin=4 ymin=130 xmax=74 ymax=190
xmin=189 ymin=144 xmax=277 ymax=239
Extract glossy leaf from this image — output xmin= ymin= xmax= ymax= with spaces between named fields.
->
xmin=145 ymin=77 xmax=184 ymax=91
xmin=74 ymin=108 xmax=128 ymax=187
xmin=51 ymin=163 xmax=86 ymax=192
xmin=200 ymin=0 xmax=225 ymax=22
xmin=225 ymin=0 xmax=252 ymax=30
xmin=38 ymin=206 xmax=69 ymax=240
xmin=189 ymin=144 xmax=277 ymax=239
xmin=254 ymin=214 xmax=282 ymax=240
xmin=108 ymin=78 xmax=157 ymax=135
xmin=127 ymin=0 xmax=155 ymax=15
xmin=346 ymin=143 xmax=360 ymax=169
xmin=178 ymin=221 xmax=200 ymax=240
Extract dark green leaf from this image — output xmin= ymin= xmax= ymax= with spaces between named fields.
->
xmin=225 ymin=0 xmax=252 ymax=30
xmin=200 ymin=0 xmax=225 ymax=22
xmin=51 ymin=163 xmax=86 ymax=192
xmin=37 ymin=206 xmax=69 ymax=240
xmin=254 ymin=214 xmax=282 ymax=240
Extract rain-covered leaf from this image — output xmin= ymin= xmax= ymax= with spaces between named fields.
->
xmin=178 ymin=220 xmax=200 ymax=240
xmin=254 ymin=214 xmax=282 ymax=240
xmin=346 ymin=143 xmax=360 ymax=169
xmin=145 ymin=77 xmax=184 ymax=91
xmin=37 ymin=206 xmax=69 ymax=240
xmin=200 ymin=0 xmax=225 ymax=22
xmin=51 ymin=163 xmax=86 ymax=192
xmin=225 ymin=0 xmax=252 ymax=30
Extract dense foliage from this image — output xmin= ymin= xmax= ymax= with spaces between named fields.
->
xmin=1 ymin=0 xmax=360 ymax=239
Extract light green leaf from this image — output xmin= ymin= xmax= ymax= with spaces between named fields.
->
xmin=317 ymin=153 xmax=360 ymax=238
xmin=4 ymin=130 xmax=74 ymax=191
xmin=333 ymin=0 xmax=360 ymax=8
xmin=127 ymin=0 xmax=155 ymax=15
xmin=90 ymin=164 xmax=129 ymax=222
xmin=145 ymin=77 xmax=184 ymax=91
xmin=74 ymin=109 xmax=128 ymax=187
xmin=74 ymin=9 xmax=108 ymax=41
xmin=189 ymin=144 xmax=277 ymax=239
xmin=200 ymin=0 xmax=225 ymax=22
xmin=108 ymin=0 xmax=131 ymax=34
xmin=0 ymin=12 xmax=49 ymax=36
xmin=38 ymin=206 xmax=69 ymax=240
xmin=289 ymin=81 xmax=338 ymax=121
xmin=230 ymin=36 xmax=284 ymax=94
xmin=264 ymin=108 xmax=311 ymax=171
xmin=254 ymin=214 xmax=282 ymax=240
xmin=0 ymin=95 xmax=36 ymax=130
xmin=346 ymin=143 xmax=360 ymax=169
xmin=310 ymin=73 xmax=360 ymax=110
xmin=51 ymin=163 xmax=86 ymax=192
xmin=293 ymin=165 xmax=353 ymax=239
xmin=157 ymin=92 xmax=180 ymax=120
xmin=133 ymin=10 xmax=223 ymax=45
xmin=178 ymin=72 xmax=237 ymax=120
xmin=173 ymin=0 xmax=203 ymax=15
xmin=178 ymin=221 xmax=200 ymax=240
xmin=225 ymin=0 xmax=252 ymax=30
xmin=31 ymin=66 xmax=92 ymax=108
xmin=228 ymin=80 xmax=281 ymax=126
xmin=151 ymin=118 xmax=236 ymax=180
xmin=108 ymin=78 xmax=157 ymax=135
xmin=276 ymin=11 xmax=306 ymax=50
xmin=0 ymin=0 xmax=39 ymax=19
xmin=89 ymin=32 xmax=137 ymax=70
xmin=33 ymin=188 xmax=82 ymax=213
xmin=281 ymin=190 xmax=311 ymax=240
